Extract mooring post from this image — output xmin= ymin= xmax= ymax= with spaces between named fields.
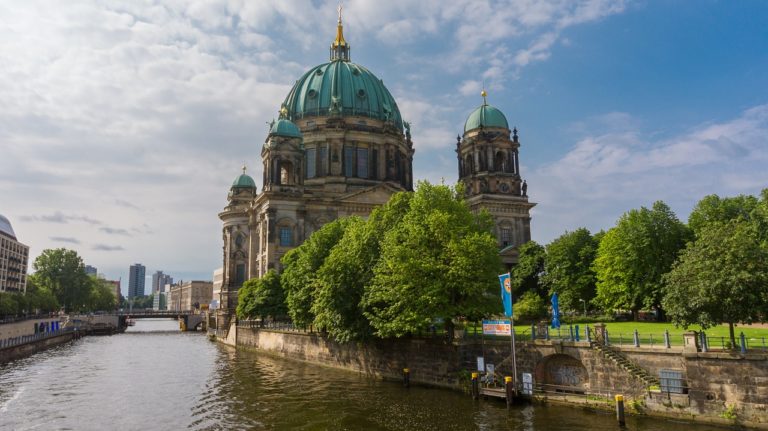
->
xmin=664 ymin=330 xmax=671 ymax=348
xmin=700 ymin=332 xmax=708 ymax=352
xmin=586 ymin=325 xmax=591 ymax=343
xmin=633 ymin=329 xmax=640 ymax=347
xmin=604 ymin=329 xmax=610 ymax=346
xmin=545 ymin=327 xmax=550 ymax=341
xmin=403 ymin=368 xmax=410 ymax=388
xmin=615 ymin=394 xmax=626 ymax=427
xmin=741 ymin=332 xmax=747 ymax=354
xmin=471 ymin=372 xmax=479 ymax=400
xmin=504 ymin=376 xmax=514 ymax=409
xmin=531 ymin=323 xmax=536 ymax=340
xmin=575 ymin=324 xmax=580 ymax=342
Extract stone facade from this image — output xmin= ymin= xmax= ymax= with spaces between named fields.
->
xmin=168 ymin=281 xmax=213 ymax=311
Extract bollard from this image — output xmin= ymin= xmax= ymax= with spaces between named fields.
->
xmin=586 ymin=326 xmax=591 ymax=343
xmin=575 ymin=324 xmax=580 ymax=342
xmin=471 ymin=372 xmax=479 ymax=399
xmin=700 ymin=332 xmax=708 ymax=352
xmin=504 ymin=376 xmax=514 ymax=409
xmin=633 ymin=330 xmax=640 ymax=347
xmin=615 ymin=394 xmax=626 ymax=426
xmin=569 ymin=325 xmax=574 ymax=341
xmin=741 ymin=332 xmax=747 ymax=354
xmin=545 ymin=327 xmax=550 ymax=341
xmin=403 ymin=368 xmax=410 ymax=388
xmin=605 ymin=329 xmax=610 ymax=346
xmin=664 ymin=330 xmax=671 ymax=348
xmin=531 ymin=323 xmax=536 ymax=340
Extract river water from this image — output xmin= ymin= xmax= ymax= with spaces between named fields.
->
xmin=0 ymin=319 xmax=727 ymax=431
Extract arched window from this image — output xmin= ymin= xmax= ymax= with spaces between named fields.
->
xmin=280 ymin=161 xmax=293 ymax=185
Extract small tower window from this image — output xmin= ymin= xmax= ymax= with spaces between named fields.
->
xmin=495 ymin=151 xmax=507 ymax=172
xmin=279 ymin=227 xmax=293 ymax=246
xmin=280 ymin=161 xmax=293 ymax=185
xmin=344 ymin=146 xmax=354 ymax=176
xmin=501 ymin=228 xmax=511 ymax=247
xmin=357 ymin=148 xmax=369 ymax=178
xmin=318 ymin=147 xmax=328 ymax=176
xmin=306 ymin=148 xmax=316 ymax=178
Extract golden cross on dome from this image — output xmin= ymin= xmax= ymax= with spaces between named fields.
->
xmin=242 ymin=164 xmax=247 ymax=174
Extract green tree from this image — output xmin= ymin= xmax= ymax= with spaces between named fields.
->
xmin=87 ymin=277 xmax=118 ymax=311
xmin=364 ymin=182 xmax=501 ymax=338
xmin=593 ymin=201 xmax=691 ymax=320
xmin=663 ymin=220 xmax=768 ymax=347
xmin=32 ymin=248 xmax=91 ymax=312
xmin=281 ymin=217 xmax=355 ymax=327
xmin=236 ymin=270 xmax=286 ymax=320
xmin=312 ymin=193 xmax=413 ymax=342
xmin=513 ymin=291 xmax=547 ymax=323
xmin=542 ymin=228 xmax=599 ymax=314
xmin=688 ymin=194 xmax=759 ymax=237
xmin=25 ymin=275 xmax=59 ymax=313
xmin=510 ymin=241 xmax=546 ymax=297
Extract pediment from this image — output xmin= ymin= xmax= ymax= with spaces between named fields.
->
xmin=336 ymin=183 xmax=403 ymax=205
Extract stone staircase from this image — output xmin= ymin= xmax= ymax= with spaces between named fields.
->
xmin=592 ymin=342 xmax=660 ymax=388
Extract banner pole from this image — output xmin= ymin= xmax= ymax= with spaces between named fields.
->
xmin=510 ymin=315 xmax=517 ymax=396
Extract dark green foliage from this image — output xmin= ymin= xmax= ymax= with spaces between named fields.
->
xmin=594 ymin=201 xmax=691 ymax=319
xmin=688 ymin=194 xmax=759 ymax=237
xmin=33 ymin=248 xmax=92 ymax=312
xmin=510 ymin=241 xmax=546 ymax=296
xmin=281 ymin=218 xmax=355 ymax=327
xmin=364 ymin=182 xmax=502 ymax=338
xmin=513 ymin=291 xmax=547 ymax=323
xmin=663 ymin=220 xmax=768 ymax=347
xmin=87 ymin=277 xmax=118 ymax=311
xmin=237 ymin=270 xmax=286 ymax=320
xmin=542 ymin=228 xmax=599 ymax=313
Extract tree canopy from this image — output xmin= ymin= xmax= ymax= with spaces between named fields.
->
xmin=236 ymin=270 xmax=286 ymax=320
xmin=509 ymin=241 xmax=546 ymax=297
xmin=33 ymin=248 xmax=93 ymax=312
xmin=688 ymin=194 xmax=759 ymax=237
xmin=363 ymin=182 xmax=501 ymax=338
xmin=663 ymin=219 xmax=768 ymax=347
xmin=281 ymin=217 xmax=355 ymax=327
xmin=542 ymin=228 xmax=599 ymax=313
xmin=593 ymin=201 xmax=691 ymax=319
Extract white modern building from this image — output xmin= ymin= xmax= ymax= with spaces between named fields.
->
xmin=0 ymin=214 xmax=29 ymax=293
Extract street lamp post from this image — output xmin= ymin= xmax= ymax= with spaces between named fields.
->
xmin=579 ymin=299 xmax=587 ymax=316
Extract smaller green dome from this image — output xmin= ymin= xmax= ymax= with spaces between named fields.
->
xmin=269 ymin=118 xmax=302 ymax=138
xmin=232 ymin=167 xmax=257 ymax=189
xmin=464 ymin=103 xmax=509 ymax=133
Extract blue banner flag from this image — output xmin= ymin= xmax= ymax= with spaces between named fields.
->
xmin=551 ymin=292 xmax=561 ymax=329
xmin=499 ymin=273 xmax=513 ymax=317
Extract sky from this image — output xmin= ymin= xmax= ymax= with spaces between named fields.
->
xmin=1 ymin=1 xmax=767 ymax=293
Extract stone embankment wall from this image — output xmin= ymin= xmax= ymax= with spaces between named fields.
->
xmin=234 ymin=327 xmax=768 ymax=428
xmin=0 ymin=332 xmax=76 ymax=364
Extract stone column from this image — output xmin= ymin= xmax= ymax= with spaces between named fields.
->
xmin=514 ymin=149 xmax=520 ymax=176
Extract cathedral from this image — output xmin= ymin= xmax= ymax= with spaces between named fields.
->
xmin=218 ymin=12 xmax=534 ymax=313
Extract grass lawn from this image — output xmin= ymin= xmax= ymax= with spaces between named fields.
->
xmin=466 ymin=321 xmax=768 ymax=348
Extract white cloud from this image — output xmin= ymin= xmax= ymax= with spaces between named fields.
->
xmin=529 ymin=104 xmax=768 ymax=243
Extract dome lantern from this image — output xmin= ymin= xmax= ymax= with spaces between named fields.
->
xmin=330 ymin=4 xmax=350 ymax=62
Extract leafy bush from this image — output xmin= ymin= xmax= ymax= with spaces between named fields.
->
xmin=513 ymin=291 xmax=547 ymax=323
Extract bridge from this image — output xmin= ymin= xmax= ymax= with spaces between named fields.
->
xmin=83 ymin=310 xmax=207 ymax=332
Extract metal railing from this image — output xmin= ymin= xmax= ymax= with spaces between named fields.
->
xmin=0 ymin=327 xmax=77 ymax=350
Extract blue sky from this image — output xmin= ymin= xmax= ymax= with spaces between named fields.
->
xmin=1 ymin=1 xmax=766 ymax=292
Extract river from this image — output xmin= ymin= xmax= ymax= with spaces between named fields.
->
xmin=0 ymin=319 xmax=728 ymax=430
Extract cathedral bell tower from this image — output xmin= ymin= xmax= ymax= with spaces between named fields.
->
xmin=262 ymin=113 xmax=304 ymax=193
xmin=457 ymin=90 xmax=535 ymax=267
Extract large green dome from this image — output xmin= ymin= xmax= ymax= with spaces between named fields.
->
xmin=464 ymin=103 xmax=509 ymax=133
xmin=282 ymin=61 xmax=403 ymax=131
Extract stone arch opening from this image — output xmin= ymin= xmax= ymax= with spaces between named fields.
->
xmin=534 ymin=354 xmax=589 ymax=394
xmin=494 ymin=151 xmax=507 ymax=172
